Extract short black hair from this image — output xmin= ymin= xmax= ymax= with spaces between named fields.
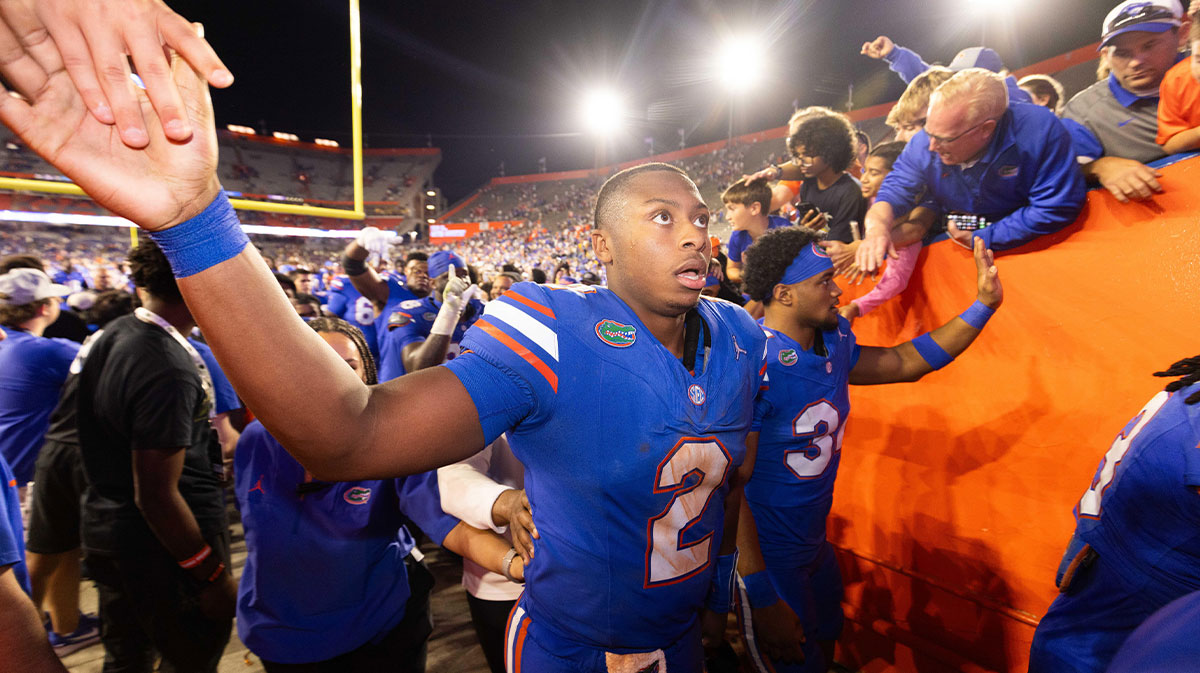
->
xmin=530 ymin=268 xmax=547 ymax=284
xmin=87 ymin=290 xmax=134 ymax=328
xmin=741 ymin=227 xmax=824 ymax=305
xmin=868 ymin=141 xmax=906 ymax=170
xmin=404 ymin=251 xmax=428 ymax=263
xmin=787 ymin=112 xmax=857 ymax=173
xmin=594 ymin=162 xmax=692 ymax=230
xmin=127 ymin=240 xmax=183 ymax=304
xmin=287 ymin=267 xmax=313 ymax=279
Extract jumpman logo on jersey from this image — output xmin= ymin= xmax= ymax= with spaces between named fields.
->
xmin=248 ymin=476 xmax=266 ymax=495
xmin=732 ymin=335 xmax=747 ymax=360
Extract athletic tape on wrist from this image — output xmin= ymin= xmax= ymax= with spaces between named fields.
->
xmin=706 ymin=550 xmax=739 ymax=613
xmin=740 ymin=570 xmax=779 ymax=609
xmin=341 ymin=254 xmax=367 ymax=277
xmin=149 ymin=192 xmax=249 ymax=278
xmin=959 ymin=300 xmax=995 ymax=330
xmin=912 ymin=333 xmax=954 ymax=370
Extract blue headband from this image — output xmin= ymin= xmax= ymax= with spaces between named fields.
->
xmin=779 ymin=242 xmax=834 ymax=285
xmin=428 ymin=250 xmax=465 ymax=279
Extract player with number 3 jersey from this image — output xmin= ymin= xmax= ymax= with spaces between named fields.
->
xmin=1029 ymin=358 xmax=1200 ymax=673
xmin=734 ymin=227 xmax=1003 ymax=672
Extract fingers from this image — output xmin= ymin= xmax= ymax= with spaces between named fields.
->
xmin=158 ymin=13 xmax=232 ymax=88
xmin=887 ymin=242 xmax=899 ymax=260
xmin=509 ymin=493 xmax=537 ymax=562
xmin=0 ymin=11 xmax=50 ymax=100
xmin=126 ymin=27 xmax=191 ymax=140
xmin=82 ymin=21 xmax=150 ymax=148
xmin=0 ymin=0 xmax=64 ymax=88
xmin=48 ymin=20 xmax=114 ymax=123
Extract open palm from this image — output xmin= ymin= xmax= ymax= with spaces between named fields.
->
xmin=0 ymin=29 xmax=220 ymax=230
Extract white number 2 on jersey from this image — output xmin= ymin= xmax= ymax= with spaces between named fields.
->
xmin=1078 ymin=391 xmax=1171 ymax=518
xmin=645 ymin=439 xmax=731 ymax=586
xmin=353 ymin=297 xmax=375 ymax=325
xmin=786 ymin=400 xmax=843 ymax=480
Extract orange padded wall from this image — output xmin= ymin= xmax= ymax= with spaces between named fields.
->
xmin=829 ymin=154 xmax=1199 ymax=673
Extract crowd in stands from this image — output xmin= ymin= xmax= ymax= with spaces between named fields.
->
xmin=1 ymin=2 xmax=1199 ymax=673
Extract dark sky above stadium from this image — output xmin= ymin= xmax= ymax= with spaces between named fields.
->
xmin=170 ymin=0 xmax=1111 ymax=203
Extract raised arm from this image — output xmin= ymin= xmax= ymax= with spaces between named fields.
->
xmin=0 ymin=11 xmax=485 ymax=480
xmin=342 ymin=229 xmax=391 ymax=308
xmin=849 ymin=238 xmax=1002 ymax=385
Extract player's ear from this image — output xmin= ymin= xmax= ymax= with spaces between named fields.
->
xmin=771 ymin=283 xmax=790 ymax=306
xmin=592 ymin=228 xmax=614 ymax=265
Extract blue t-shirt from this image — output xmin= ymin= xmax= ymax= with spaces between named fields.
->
xmin=1070 ymin=383 xmax=1200 ymax=607
xmin=0 ymin=326 xmax=80 ymax=485
xmin=376 ymin=295 xmax=484 ymax=382
xmin=325 ymin=276 xmax=380 ymax=361
xmin=746 ymin=318 xmax=860 ymax=566
xmin=444 ymin=283 xmax=766 ymax=652
xmin=52 ymin=269 xmax=90 ymax=293
xmin=727 ymin=215 xmax=791 ymax=264
xmin=0 ymin=454 xmax=28 ymax=595
xmin=234 ymin=421 xmax=458 ymax=664
xmin=188 ymin=339 xmax=240 ymax=415
xmin=1107 ymin=589 xmax=1200 ymax=673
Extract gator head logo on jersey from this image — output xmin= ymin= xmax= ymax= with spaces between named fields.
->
xmin=688 ymin=384 xmax=706 ymax=406
xmin=343 ymin=486 xmax=372 ymax=505
xmin=595 ymin=319 xmax=636 ymax=348
xmin=779 ymin=349 xmax=798 ymax=366
xmin=387 ymin=312 xmax=412 ymax=330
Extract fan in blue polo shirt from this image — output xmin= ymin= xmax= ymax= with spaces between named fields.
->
xmin=235 ymin=317 xmax=520 ymax=670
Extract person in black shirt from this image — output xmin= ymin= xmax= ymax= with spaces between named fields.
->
xmin=789 ymin=112 xmax=866 ymax=243
xmin=76 ymin=241 xmax=233 ymax=673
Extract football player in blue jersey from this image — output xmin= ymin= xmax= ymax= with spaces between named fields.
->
xmin=377 ymin=250 xmax=484 ymax=380
xmin=735 ymin=226 xmax=1003 ymax=672
xmin=324 ymin=272 xmax=383 ymax=361
xmin=3 ymin=36 xmax=770 ymax=673
xmin=1028 ymin=356 xmax=1200 ymax=673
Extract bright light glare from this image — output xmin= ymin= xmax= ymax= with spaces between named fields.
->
xmin=717 ymin=35 xmax=763 ymax=90
xmin=581 ymin=88 xmax=624 ymax=135
xmin=968 ymin=0 xmax=1019 ymax=11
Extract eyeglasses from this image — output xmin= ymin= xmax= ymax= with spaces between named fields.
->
xmin=927 ymin=118 xmax=996 ymax=146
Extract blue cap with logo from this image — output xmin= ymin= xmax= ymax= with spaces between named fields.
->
xmin=1100 ymin=0 xmax=1183 ymax=47
xmin=427 ymin=250 xmax=465 ymax=279
xmin=948 ymin=47 xmax=1005 ymax=73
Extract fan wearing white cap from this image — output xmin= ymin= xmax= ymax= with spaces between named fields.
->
xmin=1061 ymin=0 xmax=1190 ymax=203
xmin=860 ymin=35 xmax=1034 ymax=105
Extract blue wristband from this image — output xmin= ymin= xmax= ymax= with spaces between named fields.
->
xmin=740 ymin=570 xmax=779 ymax=610
xmin=148 ymin=192 xmax=249 ymax=278
xmin=959 ymin=300 xmax=995 ymax=330
xmin=912 ymin=333 xmax=954 ymax=370
xmin=706 ymin=551 xmax=739 ymax=614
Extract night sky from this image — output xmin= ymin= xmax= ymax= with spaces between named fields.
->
xmin=168 ymin=0 xmax=1113 ymax=202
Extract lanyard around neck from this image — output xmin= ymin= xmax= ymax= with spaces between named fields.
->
xmin=134 ymin=307 xmax=216 ymax=419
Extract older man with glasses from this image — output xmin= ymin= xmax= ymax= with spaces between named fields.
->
xmin=857 ymin=69 xmax=1086 ymax=272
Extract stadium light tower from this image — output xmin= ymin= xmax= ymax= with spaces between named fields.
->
xmin=716 ymin=34 xmax=765 ymax=145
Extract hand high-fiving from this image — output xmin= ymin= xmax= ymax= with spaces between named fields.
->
xmin=0 ymin=10 xmax=220 ymax=230
xmin=973 ymin=238 xmax=1003 ymax=309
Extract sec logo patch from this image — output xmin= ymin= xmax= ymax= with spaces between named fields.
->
xmin=688 ymin=384 xmax=705 ymax=406
xmin=779 ymin=349 xmax=798 ymax=366
xmin=344 ymin=486 xmax=372 ymax=505
xmin=595 ymin=319 xmax=636 ymax=347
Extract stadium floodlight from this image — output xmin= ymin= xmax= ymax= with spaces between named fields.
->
xmin=272 ymin=131 xmax=300 ymax=142
xmin=716 ymin=34 xmax=764 ymax=91
xmin=581 ymin=87 xmax=624 ymax=136
xmin=227 ymin=124 xmax=256 ymax=135
xmin=314 ymin=138 xmax=340 ymax=147
xmin=426 ymin=217 xmax=436 ymax=224
xmin=426 ymin=190 xmax=437 ymax=197
xmin=425 ymin=204 xmax=436 ymax=211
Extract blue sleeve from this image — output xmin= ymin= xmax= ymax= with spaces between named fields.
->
xmin=1006 ymin=77 xmax=1034 ymax=105
xmin=443 ymin=351 xmax=538 ymax=446
xmin=325 ymin=283 xmax=348 ymax=316
xmin=751 ymin=387 xmax=772 ymax=432
xmin=1060 ymin=117 xmax=1104 ymax=162
xmin=397 ymin=471 xmax=460 ymax=546
xmin=727 ymin=231 xmax=747 ymax=263
xmin=883 ymin=45 xmax=931 ymax=84
xmin=975 ymin=121 xmax=1086 ymax=251
xmin=190 ymin=339 xmax=240 ymax=414
xmin=0 ymin=458 xmax=29 ymax=594
xmin=389 ymin=314 xmax=431 ymax=350
xmin=37 ymin=338 xmax=79 ymax=383
xmin=876 ymin=135 xmax=932 ymax=213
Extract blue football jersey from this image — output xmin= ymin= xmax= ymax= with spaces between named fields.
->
xmin=1070 ymin=383 xmax=1200 ymax=605
xmin=372 ymin=276 xmax=420 ymax=354
xmin=325 ymin=276 xmax=380 ymax=361
xmin=745 ymin=318 xmax=860 ymax=563
xmin=444 ymin=282 xmax=766 ymax=652
xmin=376 ymin=295 xmax=484 ymax=382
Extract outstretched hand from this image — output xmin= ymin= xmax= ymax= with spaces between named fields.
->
xmin=860 ymin=35 xmax=895 ymax=60
xmin=28 ymin=0 xmax=233 ymax=147
xmin=973 ymin=237 xmax=1002 ymax=309
xmin=492 ymin=488 xmax=538 ymax=563
xmin=856 ymin=226 xmax=896 ymax=273
xmin=0 ymin=13 xmax=221 ymax=230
